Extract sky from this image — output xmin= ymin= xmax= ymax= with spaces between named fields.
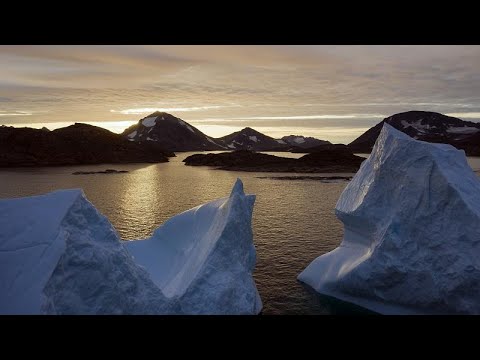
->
xmin=0 ymin=45 xmax=479 ymax=144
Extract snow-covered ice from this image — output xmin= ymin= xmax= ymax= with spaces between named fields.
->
xmin=0 ymin=190 xmax=170 ymax=315
xmin=276 ymin=139 xmax=286 ymax=144
xmin=124 ymin=179 xmax=262 ymax=314
xmin=298 ymin=124 xmax=480 ymax=315
xmin=0 ymin=180 xmax=261 ymax=315
xmin=293 ymin=137 xmax=305 ymax=144
xmin=249 ymin=135 xmax=258 ymax=142
xmin=142 ymin=116 xmax=158 ymax=127
xmin=127 ymin=130 xmax=137 ymax=138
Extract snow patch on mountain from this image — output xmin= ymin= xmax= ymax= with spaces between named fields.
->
xmin=179 ymin=120 xmax=195 ymax=133
xmin=293 ymin=137 xmax=306 ymax=144
xmin=446 ymin=126 xmax=480 ymax=134
xmin=142 ymin=116 xmax=158 ymax=128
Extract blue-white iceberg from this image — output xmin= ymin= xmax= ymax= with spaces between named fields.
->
xmin=298 ymin=124 xmax=480 ymax=314
xmin=0 ymin=179 xmax=261 ymax=315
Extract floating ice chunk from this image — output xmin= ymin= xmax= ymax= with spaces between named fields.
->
xmin=299 ymin=124 xmax=480 ymax=314
xmin=0 ymin=180 xmax=261 ymax=314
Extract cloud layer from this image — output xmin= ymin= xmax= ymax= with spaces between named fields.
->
xmin=1 ymin=45 xmax=479 ymax=143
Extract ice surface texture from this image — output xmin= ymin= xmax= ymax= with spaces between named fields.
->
xmin=124 ymin=179 xmax=262 ymax=314
xmin=0 ymin=179 xmax=261 ymax=314
xmin=299 ymin=124 xmax=480 ymax=314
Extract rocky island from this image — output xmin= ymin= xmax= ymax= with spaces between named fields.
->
xmin=72 ymin=169 xmax=129 ymax=175
xmin=183 ymin=147 xmax=365 ymax=173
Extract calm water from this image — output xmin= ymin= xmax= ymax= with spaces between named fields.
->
xmin=1 ymin=153 xmax=479 ymax=315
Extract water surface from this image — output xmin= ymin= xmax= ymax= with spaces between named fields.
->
xmin=1 ymin=152 xmax=479 ymax=314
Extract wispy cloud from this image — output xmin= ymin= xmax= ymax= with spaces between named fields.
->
xmin=110 ymin=105 xmax=238 ymax=115
xmin=0 ymin=111 xmax=32 ymax=116
xmin=196 ymin=114 xmax=386 ymax=121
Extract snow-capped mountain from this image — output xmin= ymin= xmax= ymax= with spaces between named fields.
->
xmin=122 ymin=113 xmax=332 ymax=153
xmin=349 ymin=111 xmax=480 ymax=155
xmin=122 ymin=112 xmax=226 ymax=152
xmin=216 ymin=127 xmax=286 ymax=151
xmin=280 ymin=135 xmax=330 ymax=148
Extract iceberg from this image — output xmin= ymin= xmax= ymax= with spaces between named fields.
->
xmin=0 ymin=179 xmax=261 ymax=315
xmin=298 ymin=124 xmax=480 ymax=315
xmin=124 ymin=179 xmax=262 ymax=314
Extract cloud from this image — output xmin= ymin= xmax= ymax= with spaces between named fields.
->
xmin=110 ymin=105 xmax=239 ymax=115
xmin=0 ymin=111 xmax=32 ymax=116
xmin=0 ymin=45 xmax=479 ymax=142
xmin=198 ymin=114 xmax=386 ymax=120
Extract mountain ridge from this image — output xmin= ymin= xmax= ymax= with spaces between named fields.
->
xmin=349 ymin=111 xmax=480 ymax=155
xmin=121 ymin=112 xmax=331 ymax=152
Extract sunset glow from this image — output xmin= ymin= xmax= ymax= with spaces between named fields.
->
xmin=1 ymin=45 xmax=479 ymax=143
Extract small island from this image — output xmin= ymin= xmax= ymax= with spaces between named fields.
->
xmin=72 ymin=169 xmax=129 ymax=175
xmin=183 ymin=146 xmax=364 ymax=173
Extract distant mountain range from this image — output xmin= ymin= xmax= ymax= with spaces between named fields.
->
xmin=216 ymin=127 xmax=285 ymax=151
xmin=122 ymin=112 xmax=331 ymax=152
xmin=0 ymin=112 xmax=330 ymax=167
xmin=280 ymin=135 xmax=330 ymax=148
xmin=349 ymin=111 xmax=480 ymax=156
xmin=0 ymin=123 xmax=173 ymax=167
xmin=2 ymin=110 xmax=478 ymax=167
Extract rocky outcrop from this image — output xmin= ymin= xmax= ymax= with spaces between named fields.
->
xmin=184 ymin=149 xmax=364 ymax=173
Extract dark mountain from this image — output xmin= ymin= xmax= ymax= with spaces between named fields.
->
xmin=455 ymin=131 xmax=480 ymax=156
xmin=183 ymin=148 xmax=364 ymax=173
xmin=216 ymin=127 xmax=286 ymax=151
xmin=122 ymin=112 xmax=225 ymax=152
xmin=0 ymin=123 xmax=173 ymax=167
xmin=280 ymin=135 xmax=330 ymax=148
xmin=349 ymin=111 xmax=480 ymax=155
